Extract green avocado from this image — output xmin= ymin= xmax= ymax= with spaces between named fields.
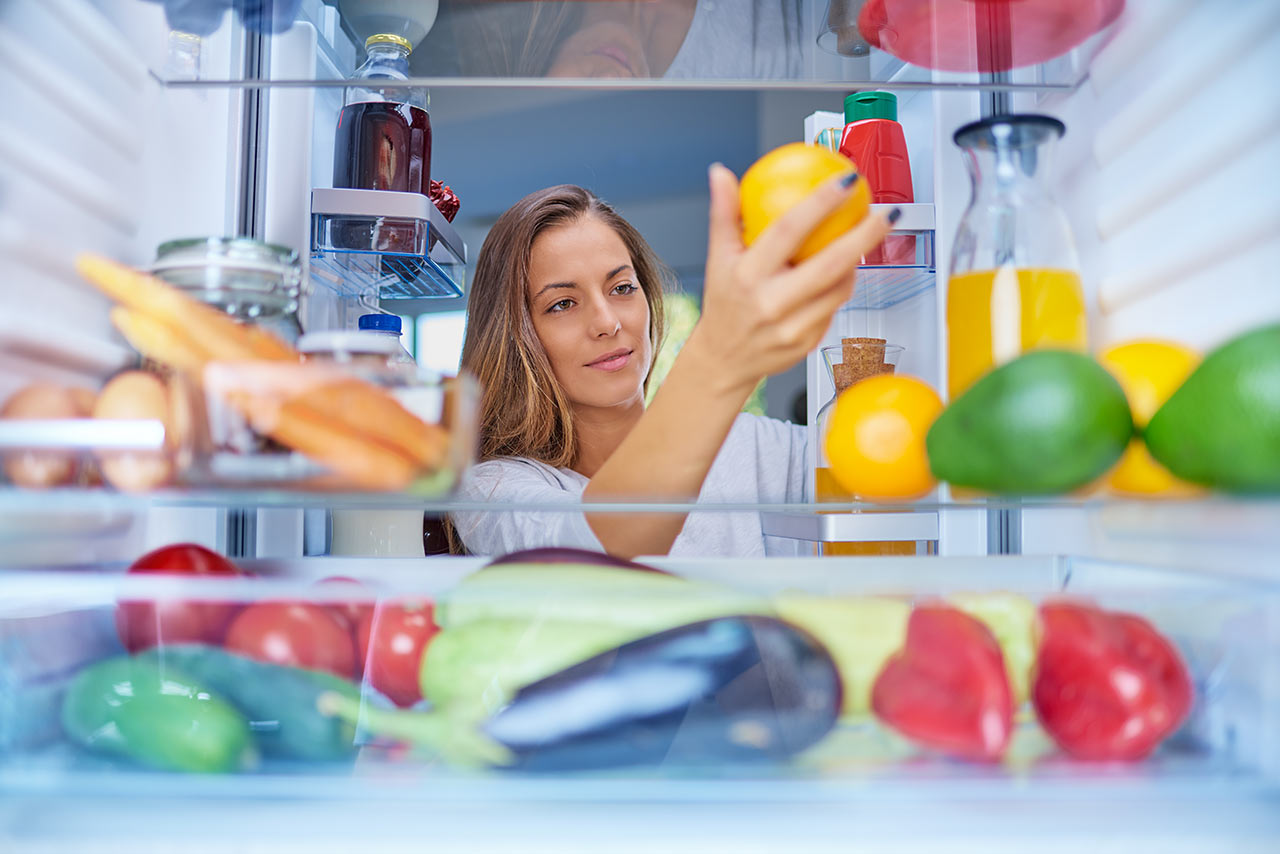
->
xmin=61 ymin=655 xmax=256 ymax=773
xmin=926 ymin=350 xmax=1133 ymax=494
xmin=1145 ymin=323 xmax=1280 ymax=493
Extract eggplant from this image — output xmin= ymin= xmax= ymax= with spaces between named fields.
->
xmin=328 ymin=615 xmax=841 ymax=771
xmin=484 ymin=547 xmax=671 ymax=575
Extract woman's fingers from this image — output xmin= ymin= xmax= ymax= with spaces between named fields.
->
xmin=705 ymin=163 xmax=744 ymax=270
xmin=798 ymin=206 xmax=898 ymax=289
xmin=767 ymin=208 xmax=898 ymax=317
xmin=743 ymin=170 xmax=862 ymax=273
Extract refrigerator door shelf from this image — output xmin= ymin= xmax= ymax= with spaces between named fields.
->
xmin=846 ymin=203 xmax=935 ymax=312
xmin=309 ymin=188 xmax=467 ymax=300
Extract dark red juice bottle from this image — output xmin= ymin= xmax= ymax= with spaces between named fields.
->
xmin=333 ymin=101 xmax=432 ymax=197
xmin=332 ymin=34 xmax=432 ymax=281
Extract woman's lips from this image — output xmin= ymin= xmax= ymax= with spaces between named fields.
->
xmin=590 ymin=43 xmax=635 ymax=75
xmin=588 ymin=349 xmax=632 ymax=372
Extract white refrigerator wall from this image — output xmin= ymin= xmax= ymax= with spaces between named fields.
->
xmin=1008 ymin=0 xmax=1280 ymax=559
xmin=0 ymin=0 xmax=243 ymax=399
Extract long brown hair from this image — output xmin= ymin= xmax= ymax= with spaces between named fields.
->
xmin=461 ymin=185 xmax=671 ymax=469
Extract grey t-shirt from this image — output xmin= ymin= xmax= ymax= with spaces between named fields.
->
xmin=663 ymin=0 xmax=804 ymax=80
xmin=452 ymin=413 xmax=810 ymax=558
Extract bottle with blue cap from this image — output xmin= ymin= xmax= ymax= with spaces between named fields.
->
xmin=358 ymin=313 xmax=416 ymax=367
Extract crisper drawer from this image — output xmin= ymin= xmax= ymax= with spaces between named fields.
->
xmin=1 ymin=555 xmax=1278 ymax=851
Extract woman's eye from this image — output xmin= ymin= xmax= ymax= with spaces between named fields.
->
xmin=612 ymin=282 xmax=638 ymax=296
xmin=548 ymin=298 xmax=574 ymax=313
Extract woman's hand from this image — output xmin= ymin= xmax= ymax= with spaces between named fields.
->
xmin=686 ymin=163 xmax=897 ymax=397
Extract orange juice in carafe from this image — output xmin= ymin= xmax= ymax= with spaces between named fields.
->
xmin=946 ymin=266 xmax=1087 ymax=398
xmin=948 ymin=115 xmax=1085 ymax=400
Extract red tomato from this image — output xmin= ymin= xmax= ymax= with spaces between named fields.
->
xmin=357 ymin=601 xmax=438 ymax=707
xmin=1034 ymin=601 xmax=1193 ymax=760
xmin=115 ymin=543 xmax=245 ymax=653
xmin=225 ymin=602 xmax=356 ymax=678
xmin=871 ymin=604 xmax=1013 ymax=762
xmin=314 ymin=576 xmax=376 ymax=633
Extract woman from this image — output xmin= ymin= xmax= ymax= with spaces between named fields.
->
xmin=450 ymin=165 xmax=896 ymax=558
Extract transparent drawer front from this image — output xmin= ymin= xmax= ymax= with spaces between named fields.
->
xmin=1 ymin=554 xmax=1277 ymax=804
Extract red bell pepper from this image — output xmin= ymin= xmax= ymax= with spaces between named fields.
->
xmin=871 ymin=604 xmax=1013 ymax=761
xmin=1033 ymin=601 xmax=1193 ymax=760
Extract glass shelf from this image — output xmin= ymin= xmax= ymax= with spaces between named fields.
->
xmin=0 ymin=485 xmax=1276 ymax=517
xmin=309 ymin=188 xmax=467 ymax=300
xmin=132 ymin=0 xmax=1107 ymax=91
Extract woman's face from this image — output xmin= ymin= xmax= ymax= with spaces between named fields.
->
xmin=526 ymin=215 xmax=652 ymax=414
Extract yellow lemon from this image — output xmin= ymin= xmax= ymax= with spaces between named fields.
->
xmin=1098 ymin=339 xmax=1201 ymax=496
xmin=739 ymin=142 xmax=871 ymax=263
xmin=825 ymin=374 xmax=943 ymax=500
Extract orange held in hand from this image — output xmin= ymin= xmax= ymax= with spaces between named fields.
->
xmin=1098 ymin=339 xmax=1201 ymax=496
xmin=739 ymin=142 xmax=871 ymax=263
xmin=825 ymin=374 xmax=943 ymax=501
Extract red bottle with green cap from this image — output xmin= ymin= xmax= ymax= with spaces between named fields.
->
xmin=839 ymin=91 xmax=914 ymax=265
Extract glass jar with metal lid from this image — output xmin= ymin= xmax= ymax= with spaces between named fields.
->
xmin=151 ymin=237 xmax=305 ymax=343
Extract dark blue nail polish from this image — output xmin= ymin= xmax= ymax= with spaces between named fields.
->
xmin=840 ymin=171 xmax=860 ymax=188
xmin=888 ymin=207 xmax=903 ymax=225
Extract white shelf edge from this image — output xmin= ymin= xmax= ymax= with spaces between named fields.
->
xmin=761 ymin=511 xmax=940 ymax=542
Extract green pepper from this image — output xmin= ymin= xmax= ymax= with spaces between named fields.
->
xmin=61 ymin=655 xmax=256 ymax=773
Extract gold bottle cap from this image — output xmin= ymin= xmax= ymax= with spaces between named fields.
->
xmin=365 ymin=33 xmax=412 ymax=53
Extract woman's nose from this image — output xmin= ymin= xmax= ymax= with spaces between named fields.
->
xmin=589 ymin=301 xmax=621 ymax=338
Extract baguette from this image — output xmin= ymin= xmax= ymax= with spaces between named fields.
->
xmin=231 ymin=391 xmax=419 ymax=491
xmin=77 ymin=254 xmax=295 ymax=362
xmin=83 ymin=253 xmax=450 ymax=488
xmin=204 ymin=363 xmax=449 ymax=472
xmin=297 ymin=379 xmax=450 ymax=471
xmin=110 ymin=307 xmax=211 ymax=375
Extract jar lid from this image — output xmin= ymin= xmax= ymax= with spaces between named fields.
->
xmin=153 ymin=237 xmax=300 ymax=276
xmin=366 ymin=33 xmax=413 ymax=52
xmin=297 ymin=330 xmax=400 ymax=356
xmin=844 ymin=91 xmax=897 ymax=124
xmin=358 ymin=313 xmax=402 ymax=333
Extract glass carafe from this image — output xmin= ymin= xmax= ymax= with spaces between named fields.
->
xmin=814 ymin=341 xmax=915 ymax=556
xmin=947 ymin=114 xmax=1087 ymax=400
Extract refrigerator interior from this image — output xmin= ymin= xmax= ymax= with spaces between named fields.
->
xmin=1 ymin=0 xmax=1279 ymax=846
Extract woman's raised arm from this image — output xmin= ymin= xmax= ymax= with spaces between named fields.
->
xmin=581 ymin=163 xmax=897 ymax=558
